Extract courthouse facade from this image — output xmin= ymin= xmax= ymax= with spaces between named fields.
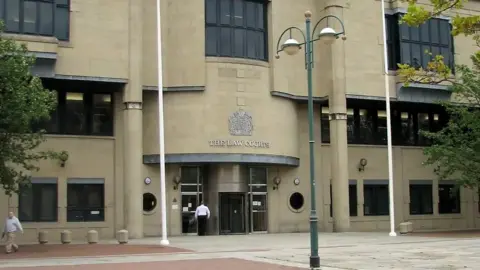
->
xmin=0 ymin=0 xmax=479 ymax=242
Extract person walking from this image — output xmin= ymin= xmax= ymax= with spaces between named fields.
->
xmin=2 ymin=212 xmax=23 ymax=254
xmin=194 ymin=202 xmax=210 ymax=236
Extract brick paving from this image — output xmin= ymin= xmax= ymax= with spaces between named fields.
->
xmin=7 ymin=258 xmax=304 ymax=270
xmin=0 ymin=244 xmax=190 ymax=259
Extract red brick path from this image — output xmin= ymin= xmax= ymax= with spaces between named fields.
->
xmin=11 ymin=258 xmax=304 ymax=270
xmin=0 ymin=244 xmax=190 ymax=259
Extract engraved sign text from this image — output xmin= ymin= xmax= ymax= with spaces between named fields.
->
xmin=209 ymin=139 xmax=270 ymax=148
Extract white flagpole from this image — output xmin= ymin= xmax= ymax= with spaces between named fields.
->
xmin=380 ymin=0 xmax=397 ymax=237
xmin=156 ymin=0 xmax=170 ymax=245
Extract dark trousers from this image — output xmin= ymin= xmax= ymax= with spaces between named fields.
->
xmin=197 ymin=215 xmax=207 ymax=236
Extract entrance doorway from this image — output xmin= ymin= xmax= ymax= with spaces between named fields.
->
xmin=219 ymin=193 xmax=245 ymax=234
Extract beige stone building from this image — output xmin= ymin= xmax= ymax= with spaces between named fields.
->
xmin=0 ymin=0 xmax=478 ymax=242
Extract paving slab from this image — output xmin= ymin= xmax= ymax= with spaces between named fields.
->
xmin=1 ymin=232 xmax=479 ymax=270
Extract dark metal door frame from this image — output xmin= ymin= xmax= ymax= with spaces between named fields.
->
xmin=219 ymin=192 xmax=246 ymax=235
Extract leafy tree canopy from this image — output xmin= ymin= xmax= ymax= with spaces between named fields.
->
xmin=398 ymin=0 xmax=480 ymax=188
xmin=0 ymin=24 xmax=63 ymax=195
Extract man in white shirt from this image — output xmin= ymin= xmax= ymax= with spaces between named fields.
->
xmin=194 ymin=202 xmax=210 ymax=236
xmin=2 ymin=212 xmax=23 ymax=254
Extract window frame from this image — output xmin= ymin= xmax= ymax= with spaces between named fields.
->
xmin=438 ymin=182 xmax=461 ymax=214
xmin=37 ymin=90 xmax=114 ymax=136
xmin=0 ymin=0 xmax=70 ymax=40
xmin=18 ymin=178 xmax=58 ymax=222
xmin=205 ymin=0 xmax=268 ymax=61
xmin=320 ymin=101 xmax=448 ymax=146
xmin=66 ymin=179 xmax=105 ymax=222
xmin=386 ymin=13 xmax=454 ymax=72
xmin=329 ymin=180 xmax=358 ymax=217
xmin=409 ymin=180 xmax=433 ymax=215
xmin=363 ymin=181 xmax=389 ymax=216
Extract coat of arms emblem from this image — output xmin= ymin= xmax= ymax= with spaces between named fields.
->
xmin=228 ymin=110 xmax=253 ymax=136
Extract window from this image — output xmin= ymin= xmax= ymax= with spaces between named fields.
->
xmin=438 ymin=182 xmax=461 ymax=214
xmin=349 ymin=183 xmax=358 ymax=216
xmin=321 ymin=101 xmax=448 ymax=146
xmin=330 ymin=180 xmax=358 ymax=217
xmin=375 ymin=110 xmax=388 ymax=144
xmin=205 ymin=0 xmax=267 ymax=61
xmin=386 ymin=14 xmax=454 ymax=71
xmin=143 ymin=193 xmax=157 ymax=212
xmin=67 ymin=179 xmax=105 ymax=222
xmin=35 ymin=90 xmax=114 ymax=136
xmin=0 ymin=0 xmax=70 ymax=40
xmin=321 ymin=106 xmax=375 ymax=144
xmin=363 ymin=181 xmax=389 ymax=216
xmin=249 ymin=167 xmax=267 ymax=232
xmin=289 ymin=192 xmax=304 ymax=211
xmin=321 ymin=107 xmax=330 ymax=143
xmin=409 ymin=180 xmax=433 ymax=215
xmin=18 ymin=178 xmax=57 ymax=222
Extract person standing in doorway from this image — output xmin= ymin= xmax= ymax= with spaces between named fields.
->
xmin=2 ymin=212 xmax=23 ymax=254
xmin=195 ymin=202 xmax=210 ymax=236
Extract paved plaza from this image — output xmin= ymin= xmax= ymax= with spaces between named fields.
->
xmin=0 ymin=232 xmax=479 ymax=269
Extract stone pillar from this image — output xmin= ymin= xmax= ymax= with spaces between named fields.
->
xmin=326 ymin=2 xmax=350 ymax=232
xmin=123 ymin=0 xmax=144 ymax=239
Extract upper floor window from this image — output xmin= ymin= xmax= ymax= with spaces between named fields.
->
xmin=34 ymin=90 xmax=114 ymax=136
xmin=386 ymin=14 xmax=454 ymax=71
xmin=321 ymin=101 xmax=448 ymax=146
xmin=0 ymin=0 xmax=69 ymax=40
xmin=205 ymin=0 xmax=267 ymax=61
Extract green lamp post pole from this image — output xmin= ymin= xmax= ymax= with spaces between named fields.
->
xmin=275 ymin=11 xmax=346 ymax=270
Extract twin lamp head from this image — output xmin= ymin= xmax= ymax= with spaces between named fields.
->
xmin=280 ymin=27 xmax=338 ymax=57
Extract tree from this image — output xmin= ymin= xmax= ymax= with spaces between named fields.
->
xmin=398 ymin=0 xmax=480 ymax=188
xmin=0 ymin=24 xmax=64 ymax=196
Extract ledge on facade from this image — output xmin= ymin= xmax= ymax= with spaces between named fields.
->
xmin=396 ymin=82 xmax=452 ymax=104
xmin=30 ymin=51 xmax=57 ymax=60
xmin=143 ymin=153 xmax=300 ymax=167
xmin=50 ymin=74 xmax=128 ymax=84
xmin=1 ymin=33 xmax=59 ymax=44
xmin=30 ymin=51 xmax=57 ymax=78
xmin=143 ymin=86 xmax=205 ymax=92
xmin=385 ymin=7 xmax=450 ymax=21
xmin=271 ymin=91 xmax=398 ymax=103
xmin=270 ymin=91 xmax=327 ymax=103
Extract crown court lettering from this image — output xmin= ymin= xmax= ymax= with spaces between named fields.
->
xmin=208 ymin=139 xmax=270 ymax=148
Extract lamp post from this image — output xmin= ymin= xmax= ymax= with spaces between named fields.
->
xmin=275 ymin=11 xmax=346 ymax=269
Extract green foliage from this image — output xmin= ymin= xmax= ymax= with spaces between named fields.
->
xmin=421 ymin=61 xmax=480 ymax=188
xmin=399 ymin=1 xmax=480 ymax=187
xmin=0 ymin=23 xmax=63 ymax=195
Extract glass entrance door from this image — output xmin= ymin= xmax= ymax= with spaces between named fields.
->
xmin=219 ymin=193 xmax=245 ymax=234
xmin=248 ymin=167 xmax=268 ymax=233
xmin=180 ymin=166 xmax=203 ymax=234
xmin=249 ymin=193 xmax=268 ymax=231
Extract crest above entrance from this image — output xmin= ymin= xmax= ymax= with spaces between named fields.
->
xmin=228 ymin=110 xmax=253 ymax=136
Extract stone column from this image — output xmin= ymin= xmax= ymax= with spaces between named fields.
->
xmin=326 ymin=2 xmax=350 ymax=232
xmin=123 ymin=0 xmax=144 ymax=239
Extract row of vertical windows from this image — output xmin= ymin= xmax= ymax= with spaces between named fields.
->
xmin=0 ymin=0 xmax=69 ymax=40
xmin=329 ymin=181 xmax=461 ymax=217
xmin=33 ymin=90 xmax=114 ymax=136
xmin=18 ymin=179 xmax=105 ymax=222
xmin=386 ymin=14 xmax=454 ymax=71
xmin=205 ymin=0 xmax=267 ymax=61
xmin=321 ymin=102 xmax=448 ymax=146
